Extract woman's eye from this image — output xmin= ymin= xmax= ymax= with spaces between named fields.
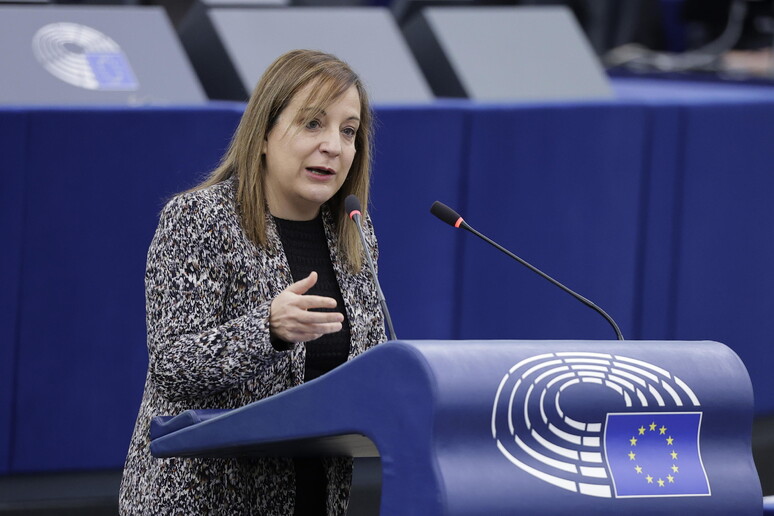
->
xmin=342 ymin=127 xmax=357 ymax=138
xmin=306 ymin=119 xmax=321 ymax=130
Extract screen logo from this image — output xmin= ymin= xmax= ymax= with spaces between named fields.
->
xmin=32 ymin=22 xmax=138 ymax=91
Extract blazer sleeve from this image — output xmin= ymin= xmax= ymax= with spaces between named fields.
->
xmin=145 ymin=193 xmax=287 ymax=402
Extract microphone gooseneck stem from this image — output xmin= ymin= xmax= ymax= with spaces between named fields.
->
xmin=352 ymin=213 xmax=398 ymax=342
xmin=463 ymin=221 xmax=624 ymax=341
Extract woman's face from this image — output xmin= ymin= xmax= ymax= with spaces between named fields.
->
xmin=264 ymin=82 xmax=361 ymax=220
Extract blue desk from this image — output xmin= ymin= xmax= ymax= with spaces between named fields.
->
xmin=149 ymin=340 xmax=761 ymax=515
xmin=2 ymin=78 xmax=774 ymax=473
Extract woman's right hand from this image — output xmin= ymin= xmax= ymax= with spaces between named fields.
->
xmin=269 ymin=271 xmax=344 ymax=343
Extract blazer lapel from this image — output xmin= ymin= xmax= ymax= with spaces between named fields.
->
xmin=321 ymin=206 xmax=370 ymax=360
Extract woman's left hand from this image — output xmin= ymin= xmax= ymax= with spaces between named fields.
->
xmin=269 ymin=271 xmax=344 ymax=343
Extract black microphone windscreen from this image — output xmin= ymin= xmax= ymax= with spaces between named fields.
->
xmin=344 ymin=194 xmax=361 ymax=216
xmin=430 ymin=201 xmax=463 ymax=227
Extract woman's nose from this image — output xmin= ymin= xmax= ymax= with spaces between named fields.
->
xmin=319 ymin=129 xmax=341 ymax=156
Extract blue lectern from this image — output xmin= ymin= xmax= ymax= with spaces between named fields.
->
xmin=150 ymin=340 xmax=762 ymax=515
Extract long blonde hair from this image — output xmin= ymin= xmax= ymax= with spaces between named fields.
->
xmin=193 ymin=49 xmax=373 ymax=271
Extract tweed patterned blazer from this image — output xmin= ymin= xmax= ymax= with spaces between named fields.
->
xmin=119 ymin=179 xmax=386 ymax=515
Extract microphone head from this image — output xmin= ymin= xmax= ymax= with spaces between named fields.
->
xmin=430 ymin=201 xmax=465 ymax=228
xmin=344 ymin=194 xmax=362 ymax=220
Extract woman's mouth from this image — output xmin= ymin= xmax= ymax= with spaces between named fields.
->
xmin=306 ymin=167 xmax=335 ymax=176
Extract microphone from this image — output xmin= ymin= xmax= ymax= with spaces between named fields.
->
xmin=345 ymin=195 xmax=398 ymax=342
xmin=430 ymin=201 xmax=624 ymax=340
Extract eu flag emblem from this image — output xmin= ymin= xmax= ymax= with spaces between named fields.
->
xmin=85 ymin=53 xmax=139 ymax=90
xmin=604 ymin=412 xmax=710 ymax=497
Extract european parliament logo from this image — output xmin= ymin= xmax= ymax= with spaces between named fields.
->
xmin=32 ymin=23 xmax=139 ymax=91
xmin=491 ymin=352 xmax=711 ymax=498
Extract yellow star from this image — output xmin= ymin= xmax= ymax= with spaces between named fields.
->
xmin=638 ymin=426 xmax=646 ymax=435
xmin=646 ymin=475 xmax=654 ymax=484
xmin=630 ymin=437 xmax=638 ymax=446
xmin=659 ymin=425 xmax=667 ymax=435
xmin=628 ymin=451 xmax=636 ymax=460
xmin=649 ymin=422 xmax=657 ymax=431
xmin=666 ymin=436 xmax=674 ymax=445
xmin=667 ymin=475 xmax=675 ymax=483
xmin=671 ymin=451 xmax=678 ymax=460
xmin=658 ymin=478 xmax=665 ymax=487
xmin=635 ymin=465 xmax=643 ymax=474
xmin=671 ymin=465 xmax=679 ymax=473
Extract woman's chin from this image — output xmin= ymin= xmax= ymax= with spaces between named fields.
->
xmin=299 ymin=185 xmax=341 ymax=208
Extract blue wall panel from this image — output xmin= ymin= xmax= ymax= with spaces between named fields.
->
xmin=669 ymin=103 xmax=774 ymax=415
xmin=457 ymin=104 xmax=648 ymax=341
xmin=11 ymin=107 xmax=242 ymax=471
xmin=633 ymin=104 xmax=685 ymax=340
xmin=0 ymin=110 xmax=28 ymax=475
xmin=370 ymin=106 xmax=468 ymax=340
xmin=4 ymin=81 xmax=774 ymax=474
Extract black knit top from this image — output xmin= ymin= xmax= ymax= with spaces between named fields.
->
xmin=274 ymin=214 xmax=352 ymax=382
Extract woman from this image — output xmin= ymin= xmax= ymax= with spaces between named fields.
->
xmin=119 ymin=50 xmax=386 ymax=515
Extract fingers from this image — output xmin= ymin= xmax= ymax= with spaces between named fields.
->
xmin=296 ymin=295 xmax=338 ymax=311
xmin=281 ymin=309 xmax=343 ymax=330
xmin=293 ymin=309 xmax=344 ymax=324
xmin=269 ymin=273 xmax=345 ymax=343
xmin=271 ymin=316 xmax=343 ymax=343
xmin=279 ymin=272 xmax=338 ymax=311
xmin=286 ymin=271 xmax=318 ymax=295
xmin=279 ymin=321 xmax=344 ymax=343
